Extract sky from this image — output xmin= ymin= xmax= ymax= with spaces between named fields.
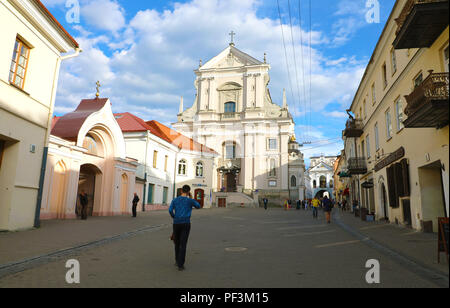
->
xmin=42 ymin=0 xmax=395 ymax=167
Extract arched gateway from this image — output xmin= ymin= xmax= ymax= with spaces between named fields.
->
xmin=40 ymin=98 xmax=139 ymax=220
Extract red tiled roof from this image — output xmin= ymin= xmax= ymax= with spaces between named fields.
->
xmin=52 ymin=98 xmax=109 ymax=141
xmin=34 ymin=0 xmax=79 ymax=48
xmin=114 ymin=113 xmax=153 ymax=132
xmin=146 ymin=120 xmax=217 ymax=155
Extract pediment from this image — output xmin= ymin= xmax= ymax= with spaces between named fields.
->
xmin=200 ymin=45 xmax=264 ymax=70
xmin=310 ymin=162 xmax=333 ymax=172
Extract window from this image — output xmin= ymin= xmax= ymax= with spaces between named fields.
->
xmin=320 ymin=176 xmax=326 ymax=188
xmin=162 ymin=187 xmax=169 ymax=205
xmin=268 ymin=180 xmax=277 ymax=187
xmin=366 ymin=135 xmax=371 ymax=159
xmin=82 ymin=135 xmax=98 ymax=156
xmin=291 ymin=176 xmax=297 ymax=188
xmin=414 ymin=72 xmax=423 ymax=89
xmin=268 ymin=138 xmax=277 ymax=150
xmin=371 ymin=83 xmax=376 ymax=105
xmin=374 ymin=123 xmax=380 ymax=151
xmin=153 ymin=151 xmax=158 ymax=168
xmin=391 ymin=49 xmax=397 ymax=74
xmin=329 ymin=180 xmax=334 ymax=188
xmin=9 ymin=38 xmax=31 ymax=89
xmin=385 ymin=109 xmax=393 ymax=139
xmin=443 ymin=45 xmax=449 ymax=73
xmin=225 ymin=144 xmax=236 ymax=159
xmin=269 ymin=158 xmax=276 ymax=177
xmin=395 ymin=98 xmax=404 ymax=131
xmin=147 ymin=184 xmax=154 ymax=204
xmin=196 ymin=162 xmax=204 ymax=177
xmin=224 ymin=102 xmax=236 ymax=113
xmin=363 ymin=100 xmax=367 ymax=119
xmin=178 ymin=159 xmax=187 ymax=175
xmin=313 ymin=180 xmax=317 ymax=188
xmin=382 ymin=63 xmax=388 ymax=89
xmin=164 ymin=155 xmax=168 ymax=172
xmin=361 ymin=140 xmax=365 ymax=158
xmin=0 ymin=140 xmax=5 ymax=171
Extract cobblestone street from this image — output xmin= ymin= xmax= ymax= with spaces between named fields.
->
xmin=0 ymin=208 xmax=448 ymax=288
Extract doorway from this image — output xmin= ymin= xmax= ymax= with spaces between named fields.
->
xmin=50 ymin=161 xmax=67 ymax=219
xmin=194 ymin=189 xmax=205 ymax=208
xmin=78 ymin=164 xmax=101 ymax=217
xmin=224 ymin=172 xmax=237 ymax=192
xmin=218 ymin=198 xmax=227 ymax=208
xmin=381 ymin=182 xmax=389 ymax=220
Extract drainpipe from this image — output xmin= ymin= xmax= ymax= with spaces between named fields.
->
xmin=34 ymin=48 xmax=82 ymax=228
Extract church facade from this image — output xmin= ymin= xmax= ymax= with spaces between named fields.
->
xmin=173 ymin=43 xmax=305 ymax=206
xmin=305 ymin=155 xmax=338 ymax=200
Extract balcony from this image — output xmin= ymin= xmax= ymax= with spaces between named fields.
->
xmin=393 ymin=0 xmax=449 ymax=49
xmin=347 ymin=157 xmax=368 ymax=175
xmin=342 ymin=118 xmax=364 ymax=138
xmin=403 ymin=72 xmax=449 ymax=128
xmin=221 ymin=113 xmax=241 ymax=121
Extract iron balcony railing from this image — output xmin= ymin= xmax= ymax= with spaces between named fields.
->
xmin=347 ymin=157 xmax=368 ymax=175
xmin=343 ymin=118 xmax=364 ymax=138
xmin=405 ymin=72 xmax=449 ymax=116
xmin=395 ymin=0 xmax=448 ymax=35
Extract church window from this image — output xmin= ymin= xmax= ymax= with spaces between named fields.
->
xmin=269 ymin=158 xmax=276 ymax=177
xmin=313 ymin=180 xmax=317 ymax=188
xmin=320 ymin=176 xmax=327 ymax=188
xmin=224 ymin=143 xmax=236 ymax=159
xmin=196 ymin=162 xmax=204 ymax=177
xmin=329 ymin=180 xmax=334 ymax=188
xmin=291 ymin=176 xmax=297 ymax=187
xmin=268 ymin=138 xmax=277 ymax=150
xmin=224 ymin=102 xmax=236 ymax=113
xmin=178 ymin=159 xmax=187 ymax=175
xmin=83 ymin=134 xmax=98 ymax=156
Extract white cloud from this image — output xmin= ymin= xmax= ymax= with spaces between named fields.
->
xmin=53 ymin=0 xmax=365 ymax=132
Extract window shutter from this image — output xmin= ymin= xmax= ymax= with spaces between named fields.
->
xmin=387 ymin=165 xmax=398 ymax=208
xmin=394 ymin=163 xmax=405 ymax=198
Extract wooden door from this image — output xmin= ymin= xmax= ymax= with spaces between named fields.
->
xmin=218 ymin=198 xmax=227 ymax=208
xmin=194 ymin=189 xmax=204 ymax=208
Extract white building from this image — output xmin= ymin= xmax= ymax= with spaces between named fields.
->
xmin=0 ymin=0 xmax=79 ymax=231
xmin=305 ymin=155 xmax=338 ymax=200
xmin=115 ymin=113 xmax=217 ymax=209
xmin=173 ymin=42 xmax=305 ymax=207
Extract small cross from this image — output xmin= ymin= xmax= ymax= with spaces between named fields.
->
xmin=95 ymin=81 xmax=101 ymax=98
xmin=229 ymin=31 xmax=236 ymax=46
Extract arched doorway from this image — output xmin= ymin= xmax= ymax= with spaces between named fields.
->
xmin=194 ymin=189 xmax=205 ymax=208
xmin=78 ymin=164 xmax=102 ymax=217
xmin=380 ymin=182 xmax=389 ymax=220
xmin=315 ymin=190 xmax=329 ymax=199
xmin=120 ymin=173 xmax=129 ymax=213
xmin=50 ymin=160 xmax=67 ymax=219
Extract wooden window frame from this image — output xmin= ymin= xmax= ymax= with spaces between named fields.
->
xmin=9 ymin=38 xmax=31 ymax=90
xmin=164 ymin=155 xmax=168 ymax=172
xmin=153 ymin=150 xmax=158 ymax=169
xmin=0 ymin=140 xmax=5 ymax=171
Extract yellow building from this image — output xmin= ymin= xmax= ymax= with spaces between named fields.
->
xmin=0 ymin=0 xmax=79 ymax=231
xmin=343 ymin=0 xmax=449 ymax=232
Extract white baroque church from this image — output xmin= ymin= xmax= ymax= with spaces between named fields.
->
xmin=173 ymin=41 xmax=306 ymax=207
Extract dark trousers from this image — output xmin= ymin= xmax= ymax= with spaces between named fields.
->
xmin=264 ymin=203 xmax=268 ymax=210
xmin=132 ymin=204 xmax=137 ymax=217
xmin=81 ymin=205 xmax=88 ymax=220
xmin=173 ymin=223 xmax=191 ymax=268
xmin=312 ymin=207 xmax=318 ymax=218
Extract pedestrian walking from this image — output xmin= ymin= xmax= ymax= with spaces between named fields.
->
xmin=296 ymin=200 xmax=301 ymax=210
xmin=311 ymin=197 xmax=320 ymax=219
xmin=132 ymin=193 xmax=140 ymax=218
xmin=284 ymin=199 xmax=289 ymax=211
xmin=79 ymin=191 xmax=88 ymax=220
xmin=323 ymin=195 xmax=333 ymax=224
xmin=169 ymin=185 xmax=201 ymax=271
xmin=263 ymin=198 xmax=268 ymax=210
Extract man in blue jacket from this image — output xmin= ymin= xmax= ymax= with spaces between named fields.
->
xmin=169 ymin=185 xmax=201 ymax=271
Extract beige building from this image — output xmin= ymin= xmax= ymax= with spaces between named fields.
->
xmin=115 ymin=113 xmax=217 ymax=210
xmin=0 ymin=0 xmax=79 ymax=231
xmin=343 ymin=0 xmax=449 ymax=231
xmin=173 ymin=42 xmax=305 ymax=207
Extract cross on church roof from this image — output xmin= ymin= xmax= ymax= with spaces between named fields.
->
xmin=95 ymin=81 xmax=101 ymax=98
xmin=229 ymin=31 xmax=236 ymax=46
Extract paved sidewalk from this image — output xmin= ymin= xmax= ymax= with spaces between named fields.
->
xmin=0 ymin=210 xmax=172 ymax=265
xmin=334 ymin=210 xmax=449 ymax=275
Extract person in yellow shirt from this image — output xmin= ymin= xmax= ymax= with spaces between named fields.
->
xmin=312 ymin=197 xmax=320 ymax=219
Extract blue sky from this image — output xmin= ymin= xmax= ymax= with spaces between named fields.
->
xmin=42 ymin=0 xmax=395 ymax=166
